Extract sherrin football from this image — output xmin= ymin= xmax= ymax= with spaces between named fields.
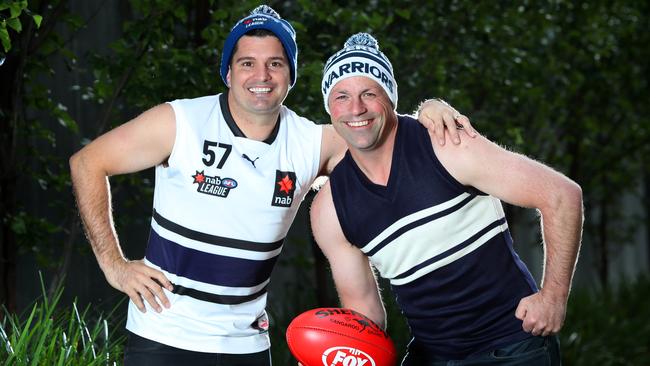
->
xmin=286 ymin=308 xmax=397 ymax=366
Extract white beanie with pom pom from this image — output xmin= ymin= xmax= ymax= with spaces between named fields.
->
xmin=321 ymin=33 xmax=397 ymax=114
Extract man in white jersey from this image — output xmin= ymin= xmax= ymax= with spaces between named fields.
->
xmin=310 ymin=33 xmax=583 ymax=365
xmin=69 ymin=6 xmax=474 ymax=365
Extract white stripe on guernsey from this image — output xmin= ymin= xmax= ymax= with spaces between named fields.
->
xmin=151 ymin=220 xmax=283 ymax=261
xmin=368 ymin=195 xmax=507 ymax=280
xmin=144 ymin=259 xmax=270 ymax=295
xmin=389 ymin=224 xmax=505 ymax=286
xmin=362 ymin=193 xmax=473 ymax=254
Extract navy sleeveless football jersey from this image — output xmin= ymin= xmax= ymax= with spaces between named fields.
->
xmin=329 ymin=115 xmax=537 ymax=359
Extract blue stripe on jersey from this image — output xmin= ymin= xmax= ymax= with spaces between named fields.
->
xmin=172 ymin=284 xmax=267 ymax=305
xmin=393 ymin=217 xmax=506 ymax=280
xmin=153 ymin=209 xmax=283 ymax=252
xmin=146 ymin=229 xmax=279 ymax=287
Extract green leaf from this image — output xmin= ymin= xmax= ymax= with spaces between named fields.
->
xmin=32 ymin=14 xmax=42 ymax=28
xmin=7 ymin=17 xmax=22 ymax=32
xmin=0 ymin=26 xmax=10 ymax=52
xmin=9 ymin=2 xmax=26 ymax=19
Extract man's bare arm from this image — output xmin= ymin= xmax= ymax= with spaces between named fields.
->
xmin=433 ymin=133 xmax=583 ymax=336
xmin=310 ymin=182 xmax=387 ymax=328
xmin=70 ymin=103 xmax=177 ymax=313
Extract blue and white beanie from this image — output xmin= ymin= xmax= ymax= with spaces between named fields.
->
xmin=220 ymin=5 xmax=298 ymax=87
xmin=322 ymin=33 xmax=397 ymax=114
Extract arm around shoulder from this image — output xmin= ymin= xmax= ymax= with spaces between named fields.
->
xmin=310 ymin=182 xmax=386 ymax=328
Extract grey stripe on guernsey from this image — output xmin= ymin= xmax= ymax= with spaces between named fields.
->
xmin=359 ymin=193 xmax=509 ymax=285
xmin=364 ymin=195 xmax=476 ymax=256
xmin=153 ymin=209 xmax=283 ymax=252
xmin=324 ymin=51 xmax=393 ymax=75
xmin=393 ymin=217 xmax=507 ymax=280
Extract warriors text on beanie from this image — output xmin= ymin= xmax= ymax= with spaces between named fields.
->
xmin=321 ymin=33 xmax=397 ymax=114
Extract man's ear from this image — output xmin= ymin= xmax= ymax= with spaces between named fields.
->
xmin=226 ymin=69 xmax=231 ymax=88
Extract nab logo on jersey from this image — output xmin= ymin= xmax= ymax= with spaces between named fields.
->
xmin=272 ymin=170 xmax=296 ymax=207
xmin=322 ymin=347 xmax=375 ymax=366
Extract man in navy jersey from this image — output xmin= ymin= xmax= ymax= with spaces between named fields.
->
xmin=311 ymin=33 xmax=583 ymax=365
xmin=69 ymin=6 xmax=474 ymax=366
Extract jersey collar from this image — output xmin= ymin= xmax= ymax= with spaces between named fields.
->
xmin=219 ymin=92 xmax=281 ymax=145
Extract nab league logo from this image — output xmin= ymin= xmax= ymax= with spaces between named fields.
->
xmin=192 ymin=170 xmax=237 ymax=198
xmin=271 ymin=170 xmax=296 ymax=207
xmin=322 ymin=347 xmax=375 ymax=366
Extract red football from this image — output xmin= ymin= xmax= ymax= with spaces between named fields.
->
xmin=286 ymin=308 xmax=397 ymax=366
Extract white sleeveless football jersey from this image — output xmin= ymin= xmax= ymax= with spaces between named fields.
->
xmin=126 ymin=93 xmax=322 ymax=353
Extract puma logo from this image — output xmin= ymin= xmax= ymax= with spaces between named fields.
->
xmin=242 ymin=154 xmax=259 ymax=168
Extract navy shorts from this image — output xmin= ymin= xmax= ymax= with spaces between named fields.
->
xmin=401 ymin=335 xmax=561 ymax=365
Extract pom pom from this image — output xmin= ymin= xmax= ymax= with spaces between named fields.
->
xmin=251 ymin=5 xmax=281 ymax=19
xmin=344 ymin=33 xmax=379 ymax=50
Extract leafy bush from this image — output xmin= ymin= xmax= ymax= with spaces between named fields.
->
xmin=561 ymin=276 xmax=650 ymax=365
xmin=0 ymin=276 xmax=125 ymax=365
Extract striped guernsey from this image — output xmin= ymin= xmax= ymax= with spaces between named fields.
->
xmin=126 ymin=92 xmax=322 ymax=353
xmin=329 ymin=115 xmax=538 ymax=359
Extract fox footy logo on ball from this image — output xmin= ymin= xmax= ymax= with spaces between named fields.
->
xmin=322 ymin=347 xmax=375 ymax=366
